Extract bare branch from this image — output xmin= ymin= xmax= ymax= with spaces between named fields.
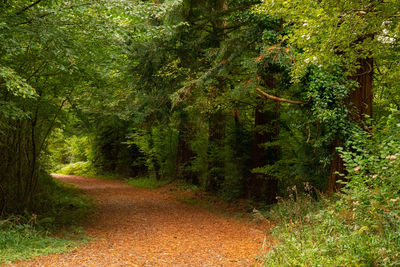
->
xmin=256 ymin=88 xmax=307 ymax=105
xmin=16 ymin=0 xmax=43 ymax=15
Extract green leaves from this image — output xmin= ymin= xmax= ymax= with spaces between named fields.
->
xmin=257 ymin=0 xmax=400 ymax=79
xmin=265 ymin=110 xmax=400 ymax=266
xmin=0 ymin=66 xmax=37 ymax=99
xmin=0 ymin=0 xmax=139 ymax=213
xmin=0 ymin=66 xmax=36 ymax=130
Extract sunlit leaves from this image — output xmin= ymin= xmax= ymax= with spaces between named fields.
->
xmin=256 ymin=0 xmax=400 ymax=79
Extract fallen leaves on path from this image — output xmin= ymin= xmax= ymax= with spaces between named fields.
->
xmin=11 ymin=175 xmax=271 ymax=266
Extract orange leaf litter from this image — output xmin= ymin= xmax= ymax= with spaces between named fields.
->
xmin=10 ymin=175 xmax=271 ymax=266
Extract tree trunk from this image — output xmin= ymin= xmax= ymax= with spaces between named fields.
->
xmin=207 ymin=96 xmax=226 ymax=192
xmin=327 ymin=139 xmax=345 ymax=192
xmin=176 ymin=118 xmax=197 ymax=184
xmin=348 ymin=58 xmax=373 ymax=121
xmin=206 ymin=0 xmax=227 ymax=192
xmin=248 ymin=76 xmax=280 ymax=203
xmin=327 ymin=58 xmax=373 ymax=192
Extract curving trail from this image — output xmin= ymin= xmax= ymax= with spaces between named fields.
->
xmin=11 ymin=175 xmax=269 ymax=266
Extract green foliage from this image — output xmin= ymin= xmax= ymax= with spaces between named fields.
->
xmin=0 ymin=66 xmax=36 ymax=99
xmin=251 ymin=64 xmax=360 ymax=194
xmin=264 ymin=112 xmax=400 ymax=266
xmin=47 ymin=129 xmax=99 ymax=177
xmin=47 ymin=129 xmax=92 ymax=170
xmin=88 ymin=122 xmax=146 ymax=177
xmin=127 ymin=126 xmax=178 ymax=179
xmin=304 ymin=66 xmax=355 ymax=140
xmin=2 ymin=2 xmax=399 ymax=265
xmin=57 ymin=162 xmax=95 ymax=177
xmin=177 ymin=180 xmax=200 ymax=192
xmin=0 ymin=0 xmax=128 ymax=214
xmin=257 ymin=0 xmax=400 ymax=79
xmin=0 ymin=66 xmax=37 ymax=131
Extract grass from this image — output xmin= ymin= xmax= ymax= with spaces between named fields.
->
xmin=262 ymin=187 xmax=400 ymax=266
xmin=0 ymin=173 xmax=94 ymax=264
xmin=126 ymin=176 xmax=172 ymax=189
xmin=0 ymin=223 xmax=91 ymax=264
xmin=263 ymin=121 xmax=400 ymax=266
xmin=177 ymin=196 xmax=215 ymax=211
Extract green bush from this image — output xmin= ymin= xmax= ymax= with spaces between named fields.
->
xmin=264 ymin=111 xmax=400 ymax=266
xmin=57 ymin=161 xmax=95 ymax=177
xmin=47 ymin=130 xmax=93 ymax=171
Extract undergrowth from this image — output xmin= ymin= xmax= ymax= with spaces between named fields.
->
xmin=263 ymin=112 xmax=400 ymax=266
xmin=30 ymin=173 xmax=94 ymax=227
xmin=0 ymin=173 xmax=94 ymax=264
xmin=56 ymin=161 xmax=96 ymax=177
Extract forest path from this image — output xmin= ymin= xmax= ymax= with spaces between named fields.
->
xmin=12 ymin=175 xmax=269 ymax=266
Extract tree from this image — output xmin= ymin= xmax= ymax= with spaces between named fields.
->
xmin=257 ymin=0 xmax=400 ymax=191
xmin=0 ymin=0 xmax=124 ymax=214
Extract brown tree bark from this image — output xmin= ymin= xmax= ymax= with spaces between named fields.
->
xmin=348 ymin=58 xmax=373 ymax=121
xmin=327 ymin=58 xmax=373 ymax=192
xmin=248 ymin=76 xmax=280 ymax=203
xmin=175 ymin=119 xmax=197 ymax=184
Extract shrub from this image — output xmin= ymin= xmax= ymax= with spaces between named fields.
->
xmin=57 ymin=161 xmax=95 ymax=176
xmin=264 ymin=110 xmax=400 ymax=266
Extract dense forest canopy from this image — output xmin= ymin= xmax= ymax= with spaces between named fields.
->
xmin=1 ymin=0 xmax=400 ymax=265
xmin=0 ymin=0 xmax=398 ymax=210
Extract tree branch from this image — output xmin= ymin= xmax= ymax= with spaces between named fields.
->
xmin=256 ymin=88 xmax=307 ymax=105
xmin=16 ymin=0 xmax=43 ymax=15
xmin=38 ymin=96 xmax=69 ymax=153
xmin=15 ymin=12 xmax=52 ymax=26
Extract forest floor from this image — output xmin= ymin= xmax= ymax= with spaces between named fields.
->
xmin=10 ymin=175 xmax=271 ymax=266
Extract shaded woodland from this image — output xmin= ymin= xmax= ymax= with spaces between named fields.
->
xmin=1 ymin=0 xmax=400 ymax=265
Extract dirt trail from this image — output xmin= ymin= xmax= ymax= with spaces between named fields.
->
xmin=12 ymin=175 xmax=269 ymax=266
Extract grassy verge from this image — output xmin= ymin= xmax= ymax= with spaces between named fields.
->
xmin=0 ymin=173 xmax=94 ymax=264
xmin=0 ymin=222 xmax=90 ymax=264
xmin=126 ymin=176 xmax=172 ymax=189
xmin=262 ymin=185 xmax=400 ymax=266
